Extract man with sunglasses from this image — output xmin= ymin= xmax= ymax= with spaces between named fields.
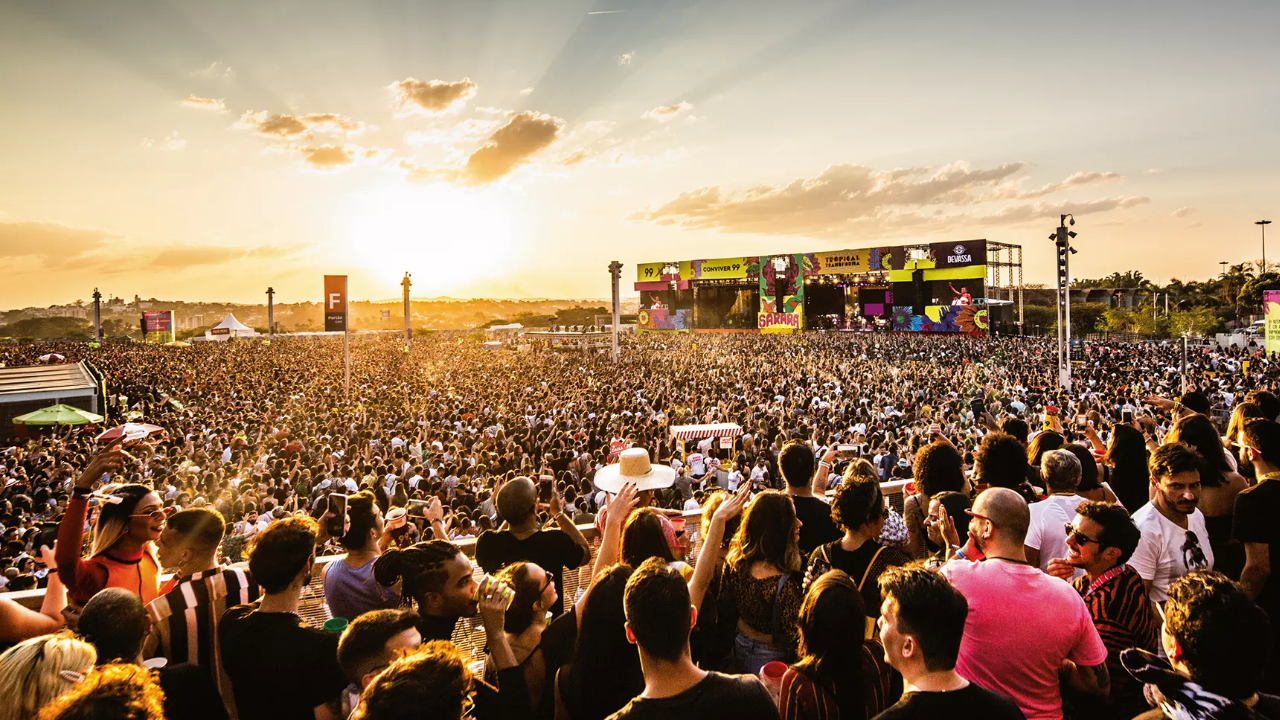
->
xmin=1128 ymin=443 xmax=1213 ymax=606
xmin=1234 ymin=418 xmax=1280 ymax=692
xmin=1048 ymin=501 xmax=1158 ymax=719
xmin=939 ymin=488 xmax=1108 ymax=720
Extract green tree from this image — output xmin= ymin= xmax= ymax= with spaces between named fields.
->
xmin=1022 ymin=305 xmax=1056 ymax=334
xmin=0 ymin=316 xmax=92 ymax=339
xmin=1167 ymin=306 xmax=1220 ymax=337
xmin=1238 ymin=273 xmax=1280 ymax=312
xmin=1069 ymin=303 xmax=1106 ymax=336
xmin=1099 ymin=307 xmax=1137 ymax=334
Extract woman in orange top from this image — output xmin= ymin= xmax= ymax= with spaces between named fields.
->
xmin=56 ymin=443 xmax=167 ymax=606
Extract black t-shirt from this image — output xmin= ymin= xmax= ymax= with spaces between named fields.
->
xmin=791 ymin=495 xmax=841 ymax=559
xmin=218 ymin=604 xmax=349 ymax=720
xmin=810 ymin=539 xmax=911 ymax=618
xmin=1235 ymin=480 xmax=1280 ymax=617
xmin=873 ymin=683 xmax=1026 ymax=720
xmin=474 ymin=529 xmax=587 ymax=617
xmin=606 ymin=671 xmax=779 ymax=720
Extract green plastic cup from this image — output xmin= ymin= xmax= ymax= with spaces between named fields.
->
xmin=323 ymin=617 xmax=349 ymax=633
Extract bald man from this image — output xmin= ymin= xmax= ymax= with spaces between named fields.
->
xmin=474 ymin=476 xmax=590 ymax=618
xmin=939 ymin=488 xmax=1109 ymax=720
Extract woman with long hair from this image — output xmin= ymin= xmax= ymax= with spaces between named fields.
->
xmin=902 ymin=442 xmax=966 ymax=559
xmin=1102 ymin=424 xmax=1150 ymax=512
xmin=0 ymin=633 xmax=97 ymax=720
xmin=486 ymin=561 xmax=560 ymax=715
xmin=55 ymin=444 xmax=167 ymax=606
xmin=554 ymin=565 xmax=643 ymax=720
xmin=780 ymin=571 xmax=893 ymax=720
xmin=721 ymin=490 xmax=804 ymax=675
xmin=1167 ymin=414 xmax=1249 ymax=579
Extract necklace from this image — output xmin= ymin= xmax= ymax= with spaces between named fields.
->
xmin=987 ymin=556 xmax=1029 ymax=565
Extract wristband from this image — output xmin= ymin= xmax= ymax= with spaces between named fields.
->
xmin=949 ymin=544 xmax=967 ymax=560
xmin=817 ymin=461 xmax=832 ymax=470
xmin=72 ymin=486 xmax=92 ymax=499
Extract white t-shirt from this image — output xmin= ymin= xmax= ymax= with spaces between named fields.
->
xmin=1127 ymin=504 xmax=1214 ymax=603
xmin=1025 ymin=494 xmax=1086 ymax=579
xmin=683 ymin=497 xmax=701 ymax=512
xmin=688 ymin=453 xmax=706 ymax=476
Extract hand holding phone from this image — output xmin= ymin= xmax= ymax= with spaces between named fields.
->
xmin=326 ymin=493 xmax=348 ymax=538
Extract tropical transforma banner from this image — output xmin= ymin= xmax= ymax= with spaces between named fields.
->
xmin=803 ymin=248 xmax=894 ymax=275
xmin=759 ymin=254 xmax=803 ymax=333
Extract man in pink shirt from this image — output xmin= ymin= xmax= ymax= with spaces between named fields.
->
xmin=940 ymin=488 xmax=1109 ymax=720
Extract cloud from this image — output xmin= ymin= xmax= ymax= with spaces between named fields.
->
xmin=518 ymin=87 xmax=535 ymax=97
xmin=181 ymin=95 xmax=226 ymax=112
xmin=1170 ymin=206 xmax=1196 ymax=218
xmin=617 ymin=51 xmax=636 ymax=66
xmin=235 ymin=111 xmax=368 ymax=139
xmin=190 ymin=61 xmax=235 ymax=79
xmin=629 ymin=161 xmax=1148 ymax=237
xmin=389 ymin=77 xmax=477 ymax=116
xmin=1144 ymin=168 xmax=1162 ymax=174
xmin=404 ymin=118 xmax=503 ymax=147
xmin=142 ymin=131 xmax=186 ymax=150
xmin=0 ymin=220 xmax=121 ymax=269
xmin=642 ymin=101 xmax=693 ymax=122
xmin=462 ymin=111 xmax=563 ymax=185
xmin=1002 ymin=171 xmax=1124 ymax=200
xmin=280 ymin=143 xmax=393 ymax=172
xmin=148 ymin=243 xmax=306 ymax=269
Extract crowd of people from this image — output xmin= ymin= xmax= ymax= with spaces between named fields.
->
xmin=0 ymin=330 xmax=1278 ymax=720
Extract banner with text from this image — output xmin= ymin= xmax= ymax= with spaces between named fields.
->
xmin=928 ymin=239 xmax=987 ymax=269
xmin=759 ymin=254 xmax=803 ymax=333
xmin=1266 ymin=291 xmax=1280 ymax=356
xmin=690 ymin=256 xmax=756 ymax=281
xmin=324 ymin=275 xmax=348 ymax=333
xmin=142 ymin=310 xmax=175 ymax=344
xmin=637 ymin=261 xmax=692 ymax=283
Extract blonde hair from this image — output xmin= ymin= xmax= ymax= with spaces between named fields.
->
xmin=88 ymin=484 xmax=154 ymax=558
xmin=0 ymin=633 xmax=97 ymax=720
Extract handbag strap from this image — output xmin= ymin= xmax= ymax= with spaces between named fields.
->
xmin=858 ymin=545 xmax=887 ymax=592
xmin=769 ymin=572 xmax=790 ymax=641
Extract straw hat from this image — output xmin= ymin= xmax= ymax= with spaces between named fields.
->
xmin=593 ymin=448 xmax=677 ymax=493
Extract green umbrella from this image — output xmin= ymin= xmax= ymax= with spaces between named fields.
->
xmin=13 ymin=403 xmax=105 ymax=426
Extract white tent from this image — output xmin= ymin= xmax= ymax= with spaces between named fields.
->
xmin=205 ymin=314 xmax=257 ymax=341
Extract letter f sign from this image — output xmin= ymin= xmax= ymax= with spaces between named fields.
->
xmin=329 ymin=293 xmax=341 ymax=309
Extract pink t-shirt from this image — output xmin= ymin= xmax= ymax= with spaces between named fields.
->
xmin=940 ymin=559 xmax=1107 ymax=720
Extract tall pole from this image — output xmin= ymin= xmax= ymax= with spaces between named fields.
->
xmin=609 ymin=261 xmax=622 ymax=363
xmin=401 ymin=273 xmax=412 ymax=347
xmin=1181 ymin=335 xmax=1189 ymax=395
xmin=1053 ymin=215 xmax=1076 ymax=392
xmin=266 ymin=287 xmax=275 ymax=340
xmin=92 ymin=288 xmax=102 ymax=344
xmin=1259 ymin=221 xmax=1273 ymax=274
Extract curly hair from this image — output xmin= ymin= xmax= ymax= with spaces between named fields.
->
xmin=36 ymin=663 xmax=166 ymax=720
xmin=912 ymin=442 xmax=964 ymax=497
xmin=1148 ymin=442 xmax=1202 ymax=482
xmin=830 ymin=471 xmax=883 ymax=532
xmin=1165 ymin=571 xmax=1272 ymax=700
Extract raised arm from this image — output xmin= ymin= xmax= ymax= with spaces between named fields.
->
xmin=688 ymin=486 xmax=750 ymax=612
xmin=548 ymin=491 xmax=591 ymax=569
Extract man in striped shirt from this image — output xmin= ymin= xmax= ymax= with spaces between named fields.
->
xmin=146 ymin=507 xmax=260 ymax=720
xmin=1048 ymin=500 xmax=1159 ymax=719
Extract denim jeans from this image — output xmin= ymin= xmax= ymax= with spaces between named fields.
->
xmin=733 ymin=633 xmax=787 ymax=677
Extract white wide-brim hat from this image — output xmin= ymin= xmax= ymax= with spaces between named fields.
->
xmin=594 ymin=448 xmax=677 ymax=493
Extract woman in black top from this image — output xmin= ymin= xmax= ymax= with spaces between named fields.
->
xmin=555 ymin=565 xmax=642 ymax=720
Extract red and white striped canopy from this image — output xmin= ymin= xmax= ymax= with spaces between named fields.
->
xmin=670 ymin=423 xmax=743 ymax=440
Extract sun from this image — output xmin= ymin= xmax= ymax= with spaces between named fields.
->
xmin=341 ymin=183 xmax=518 ymax=294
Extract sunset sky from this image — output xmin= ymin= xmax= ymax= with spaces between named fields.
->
xmin=2 ymin=0 xmax=1277 ymax=309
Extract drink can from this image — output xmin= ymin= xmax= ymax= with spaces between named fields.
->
xmin=474 ymin=574 xmax=515 ymax=609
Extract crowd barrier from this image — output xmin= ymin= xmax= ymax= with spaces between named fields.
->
xmin=8 ymin=481 xmax=909 ymax=662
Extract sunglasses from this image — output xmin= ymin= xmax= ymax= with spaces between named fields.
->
xmin=129 ymin=509 xmax=167 ymax=522
xmin=541 ymin=571 xmax=556 ymax=593
xmin=1064 ymin=523 xmax=1104 ymax=546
